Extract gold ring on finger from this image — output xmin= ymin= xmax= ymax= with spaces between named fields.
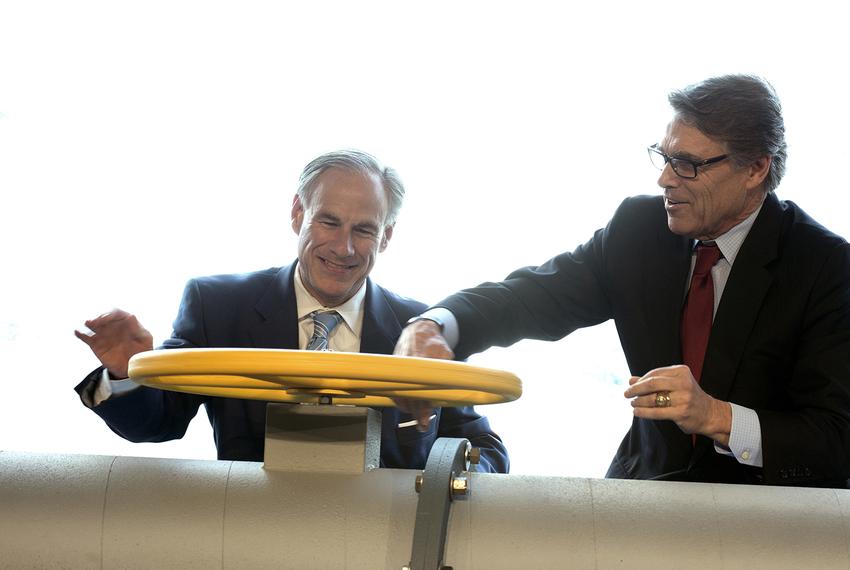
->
xmin=654 ymin=391 xmax=671 ymax=408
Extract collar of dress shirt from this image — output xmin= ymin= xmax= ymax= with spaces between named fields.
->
xmin=697 ymin=199 xmax=765 ymax=267
xmin=292 ymin=262 xmax=366 ymax=338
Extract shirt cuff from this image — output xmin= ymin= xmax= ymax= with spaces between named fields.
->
xmin=91 ymin=368 xmax=141 ymax=407
xmin=714 ymin=403 xmax=763 ymax=467
xmin=420 ymin=307 xmax=459 ymax=349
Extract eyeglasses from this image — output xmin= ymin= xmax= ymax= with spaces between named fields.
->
xmin=648 ymin=143 xmax=729 ymax=179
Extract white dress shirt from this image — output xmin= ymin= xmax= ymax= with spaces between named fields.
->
xmin=292 ymin=264 xmax=366 ymax=353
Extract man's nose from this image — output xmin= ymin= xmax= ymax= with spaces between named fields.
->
xmin=657 ymin=161 xmax=678 ymax=188
xmin=330 ymin=230 xmax=355 ymax=257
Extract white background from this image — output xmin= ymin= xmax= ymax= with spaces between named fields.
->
xmin=1 ymin=1 xmax=848 ymax=476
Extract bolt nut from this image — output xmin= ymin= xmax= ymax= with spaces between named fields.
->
xmin=451 ymin=475 xmax=468 ymax=497
xmin=415 ymin=474 xmax=423 ymax=493
xmin=468 ymin=447 xmax=481 ymax=465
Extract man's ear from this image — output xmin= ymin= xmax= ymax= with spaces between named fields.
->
xmin=745 ymin=156 xmax=772 ymax=191
xmin=291 ymin=195 xmax=304 ymax=235
xmin=379 ymin=225 xmax=394 ymax=252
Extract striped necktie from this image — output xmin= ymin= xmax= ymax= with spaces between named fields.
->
xmin=306 ymin=310 xmax=343 ymax=351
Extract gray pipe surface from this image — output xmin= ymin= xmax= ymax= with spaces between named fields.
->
xmin=2 ymin=450 xmax=849 ymax=569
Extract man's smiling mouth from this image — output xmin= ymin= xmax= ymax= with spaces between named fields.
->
xmin=665 ymin=196 xmax=688 ymax=206
xmin=320 ymin=257 xmax=356 ymax=271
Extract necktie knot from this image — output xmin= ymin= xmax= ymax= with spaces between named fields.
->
xmin=693 ymin=242 xmax=722 ymax=276
xmin=306 ymin=310 xmax=343 ymax=351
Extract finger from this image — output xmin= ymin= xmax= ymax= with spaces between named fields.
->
xmin=624 ymin=376 xmax=661 ymax=398
xmin=85 ymin=309 xmax=131 ymax=329
xmin=643 ymin=364 xmax=689 ymax=377
xmin=423 ymin=345 xmax=454 ymax=360
xmin=392 ymin=329 xmax=416 ymax=356
xmin=628 ymin=375 xmax=640 ymax=386
xmin=392 ymin=397 xmax=434 ymax=432
xmin=630 ymin=392 xmax=673 ymax=409
xmin=624 ymin=374 xmax=678 ymax=398
xmin=415 ymin=405 xmax=434 ymax=432
xmin=74 ymin=328 xmax=95 ymax=347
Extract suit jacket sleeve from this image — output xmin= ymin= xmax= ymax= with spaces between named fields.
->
xmin=438 ymin=220 xmax=617 ymax=362
xmin=74 ymin=279 xmax=209 ymax=444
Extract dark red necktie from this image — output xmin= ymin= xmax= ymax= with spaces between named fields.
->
xmin=681 ymin=242 xmax=722 ymax=383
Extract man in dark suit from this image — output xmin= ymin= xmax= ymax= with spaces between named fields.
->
xmin=75 ymin=150 xmax=508 ymax=473
xmin=395 ymin=75 xmax=850 ymax=487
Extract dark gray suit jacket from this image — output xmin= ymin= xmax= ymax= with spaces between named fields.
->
xmin=77 ymin=263 xmax=509 ymax=473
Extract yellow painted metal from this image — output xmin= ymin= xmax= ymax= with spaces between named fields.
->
xmin=128 ymin=348 xmax=522 ymax=406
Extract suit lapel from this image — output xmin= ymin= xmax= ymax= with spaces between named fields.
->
xmin=248 ymin=263 xmax=300 ymax=349
xmin=699 ymin=193 xmax=782 ymax=401
xmin=360 ymin=280 xmax=401 ymax=355
xmin=644 ymin=219 xmax=693 ymax=369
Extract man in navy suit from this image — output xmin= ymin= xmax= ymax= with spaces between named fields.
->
xmin=396 ymin=75 xmax=850 ymax=487
xmin=75 ymin=150 xmax=509 ymax=473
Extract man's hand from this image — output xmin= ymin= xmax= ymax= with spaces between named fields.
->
xmin=74 ymin=309 xmax=153 ymax=379
xmin=392 ymin=320 xmax=454 ymax=431
xmin=624 ymin=364 xmax=732 ymax=445
xmin=393 ymin=319 xmax=454 ymax=360
xmin=393 ymin=397 xmax=436 ymax=433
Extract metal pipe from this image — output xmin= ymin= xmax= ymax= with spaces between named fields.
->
xmin=2 ymin=451 xmax=848 ymax=569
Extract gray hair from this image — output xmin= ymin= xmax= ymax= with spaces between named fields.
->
xmin=296 ymin=149 xmax=406 ymax=226
xmin=668 ymin=74 xmax=787 ymax=193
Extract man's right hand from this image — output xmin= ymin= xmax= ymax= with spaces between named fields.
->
xmin=393 ymin=319 xmax=454 ymax=360
xmin=74 ymin=309 xmax=153 ymax=379
xmin=392 ymin=319 xmax=454 ymax=431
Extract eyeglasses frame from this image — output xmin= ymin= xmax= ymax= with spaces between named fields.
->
xmin=648 ymin=143 xmax=730 ymax=179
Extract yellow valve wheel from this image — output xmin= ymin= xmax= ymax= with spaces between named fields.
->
xmin=128 ymin=348 xmax=522 ymax=407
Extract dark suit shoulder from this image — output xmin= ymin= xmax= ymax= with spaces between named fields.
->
xmin=190 ymin=267 xmax=284 ymax=298
xmin=166 ymin=265 xmax=295 ymax=348
xmin=371 ymin=283 xmax=427 ymax=320
xmin=779 ymin=199 xmax=848 ymax=248
xmin=615 ymin=194 xmax=665 ymax=215
xmin=606 ymin=194 xmax=669 ymax=240
xmin=769 ymin=198 xmax=850 ymax=281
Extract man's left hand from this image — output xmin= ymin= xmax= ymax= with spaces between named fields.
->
xmin=624 ymin=365 xmax=732 ymax=445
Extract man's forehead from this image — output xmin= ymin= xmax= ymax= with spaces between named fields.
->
xmin=660 ymin=119 xmax=726 ymax=156
xmin=310 ymin=197 xmax=384 ymax=220
xmin=311 ymin=168 xmax=384 ymax=200
xmin=308 ymin=185 xmax=387 ymax=226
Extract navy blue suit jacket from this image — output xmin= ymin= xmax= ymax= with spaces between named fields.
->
xmin=76 ymin=263 xmax=509 ymax=473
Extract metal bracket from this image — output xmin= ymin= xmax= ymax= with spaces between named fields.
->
xmin=406 ymin=437 xmax=472 ymax=570
xmin=263 ymin=403 xmax=381 ymax=474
